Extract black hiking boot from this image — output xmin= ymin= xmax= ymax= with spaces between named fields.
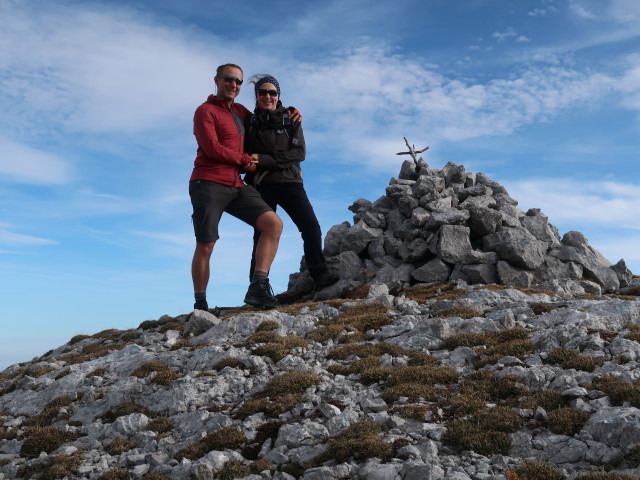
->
xmin=314 ymin=271 xmax=339 ymax=290
xmin=244 ymin=278 xmax=278 ymax=309
xmin=194 ymin=299 xmax=209 ymax=311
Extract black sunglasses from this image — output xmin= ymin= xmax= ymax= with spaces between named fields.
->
xmin=218 ymin=74 xmax=243 ymax=85
xmin=258 ymin=89 xmax=278 ymax=97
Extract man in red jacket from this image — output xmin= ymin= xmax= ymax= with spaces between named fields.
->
xmin=189 ymin=63 xmax=282 ymax=310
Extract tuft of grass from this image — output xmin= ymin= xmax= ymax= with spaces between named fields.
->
xmin=212 ymin=357 xmax=243 ymax=371
xmin=169 ymin=339 xmax=191 ymax=351
xmin=385 ymin=365 xmax=459 ymax=387
xmin=234 ymin=371 xmax=321 ymax=419
xmin=130 ymin=362 xmax=180 ymax=386
xmin=141 ymin=473 xmax=172 ymax=480
xmin=624 ymin=324 xmax=640 ymax=343
xmin=20 ymin=427 xmax=73 ymax=458
xmin=546 ymin=408 xmax=591 ymax=436
xmin=106 ymin=437 xmax=137 ymax=455
xmin=443 ymin=406 xmax=520 ymax=456
xmin=69 ymin=334 xmax=91 ymax=345
xmin=590 ymin=376 xmax=640 ymax=408
xmin=519 ymin=389 xmax=567 ymax=412
xmin=544 ymin=348 xmax=603 ymax=372
xmin=382 ymin=383 xmax=440 ymax=404
xmin=256 ymin=320 xmax=279 ymax=331
xmin=505 ymin=461 xmax=565 ymax=480
xmin=530 ymin=302 xmax=557 ymax=315
xmin=441 ymin=332 xmax=488 ymax=350
xmin=623 ymin=444 xmax=640 ymax=468
xmin=435 ymin=306 xmax=484 ymax=319
xmin=24 ymin=395 xmax=73 ymax=428
xmin=313 ymin=421 xmax=392 ymax=465
xmin=403 ymin=283 xmax=466 ymax=303
xmin=394 ymin=405 xmax=430 ymax=421
xmin=459 ymin=371 xmax=528 ymax=405
xmin=98 ymin=401 xmax=152 ymax=423
xmin=587 ymin=328 xmax=618 ymax=341
xmin=306 ymin=302 xmax=392 ymax=342
xmin=97 ymin=469 xmax=129 ymax=480
xmin=148 ymin=416 xmax=173 ymax=434
xmin=174 ymin=426 xmax=246 ymax=461
xmin=258 ymin=371 xmax=322 ymax=399
xmin=575 ymin=474 xmax=638 ymax=480
xmin=16 ymin=450 xmax=85 ymax=480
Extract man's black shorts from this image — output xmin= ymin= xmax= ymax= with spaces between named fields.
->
xmin=189 ymin=180 xmax=272 ymax=243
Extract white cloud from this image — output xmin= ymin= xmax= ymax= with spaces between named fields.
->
xmin=0 ymin=223 xmax=58 ymax=247
xmin=569 ymin=2 xmax=597 ymax=19
xmin=502 ymin=178 xmax=640 ymax=227
xmin=0 ymin=137 xmax=72 ymax=185
xmin=492 ymin=27 xmax=517 ymax=42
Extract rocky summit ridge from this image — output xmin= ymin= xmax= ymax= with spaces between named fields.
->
xmin=2 ymin=160 xmax=640 ymax=480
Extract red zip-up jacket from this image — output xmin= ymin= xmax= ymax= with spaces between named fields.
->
xmin=189 ymin=95 xmax=253 ymax=186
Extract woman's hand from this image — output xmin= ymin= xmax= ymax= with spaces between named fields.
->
xmin=287 ymin=106 xmax=302 ymax=122
xmin=243 ymin=154 xmax=259 ymax=173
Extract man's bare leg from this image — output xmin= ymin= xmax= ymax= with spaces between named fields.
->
xmin=192 ymin=241 xmax=214 ymax=309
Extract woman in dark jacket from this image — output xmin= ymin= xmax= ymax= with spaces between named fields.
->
xmin=244 ymin=74 xmax=337 ymax=292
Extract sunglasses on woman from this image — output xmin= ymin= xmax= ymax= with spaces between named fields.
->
xmin=258 ymin=89 xmax=278 ymax=97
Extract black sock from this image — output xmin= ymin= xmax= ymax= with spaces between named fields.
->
xmin=195 ymin=292 xmax=206 ymax=302
xmin=252 ymin=270 xmax=267 ymax=282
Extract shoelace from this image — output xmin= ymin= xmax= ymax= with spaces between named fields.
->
xmin=262 ymin=279 xmax=275 ymax=298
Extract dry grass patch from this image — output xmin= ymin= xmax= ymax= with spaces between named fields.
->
xmin=106 ymin=437 xmax=137 ymax=455
xmin=148 ymin=416 xmax=172 ymax=433
xmin=174 ymin=426 xmax=246 ymax=461
xmin=235 ymin=371 xmax=321 ymax=419
xmin=130 ymin=361 xmax=181 ymax=386
xmin=97 ymin=469 xmax=129 ymax=480
xmin=402 ymin=283 xmax=466 ymax=303
xmin=20 ymin=427 xmax=78 ymax=458
xmin=519 ymin=389 xmax=567 ymax=411
xmin=459 ymin=371 xmax=528 ymax=405
xmin=212 ymin=357 xmax=244 ymax=371
xmin=530 ymin=302 xmax=558 ymax=315
xmin=590 ymin=376 xmax=640 ymax=408
xmin=544 ymin=348 xmax=603 ymax=372
xmin=505 ymin=461 xmax=564 ymax=480
xmin=546 ymin=407 xmax=591 ymax=436
xmin=624 ymin=325 xmax=640 ymax=343
xmin=443 ymin=406 xmax=520 ymax=456
xmin=435 ymin=306 xmax=484 ymax=319
xmin=575 ymin=474 xmax=638 ymax=480
xmin=313 ymin=421 xmax=392 ymax=465
xmin=306 ymin=302 xmax=392 ymax=342
xmin=98 ymin=401 xmax=153 ymax=423
xmin=17 ymin=450 xmax=85 ymax=480
xmin=24 ymin=395 xmax=73 ymax=428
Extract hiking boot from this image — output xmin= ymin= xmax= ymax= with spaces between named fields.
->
xmin=244 ymin=278 xmax=278 ymax=309
xmin=314 ymin=271 xmax=339 ymax=290
xmin=194 ymin=299 xmax=209 ymax=311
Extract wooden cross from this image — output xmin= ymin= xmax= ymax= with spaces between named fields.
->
xmin=396 ymin=137 xmax=429 ymax=165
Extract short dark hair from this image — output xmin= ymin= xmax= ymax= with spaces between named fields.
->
xmin=216 ymin=64 xmax=243 ymax=77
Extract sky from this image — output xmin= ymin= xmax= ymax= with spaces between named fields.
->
xmin=1 ymin=0 xmax=639 ymax=370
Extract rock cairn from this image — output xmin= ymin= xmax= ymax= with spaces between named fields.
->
xmin=286 ymin=159 xmax=634 ymax=300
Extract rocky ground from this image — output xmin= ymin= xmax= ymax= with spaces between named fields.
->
xmin=2 ymin=280 xmax=640 ymax=480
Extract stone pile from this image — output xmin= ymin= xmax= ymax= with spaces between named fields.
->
xmin=286 ymin=159 xmax=634 ymax=300
xmin=1 ymin=282 xmax=640 ymax=479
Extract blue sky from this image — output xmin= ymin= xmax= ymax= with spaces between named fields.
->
xmin=1 ymin=0 xmax=639 ymax=369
